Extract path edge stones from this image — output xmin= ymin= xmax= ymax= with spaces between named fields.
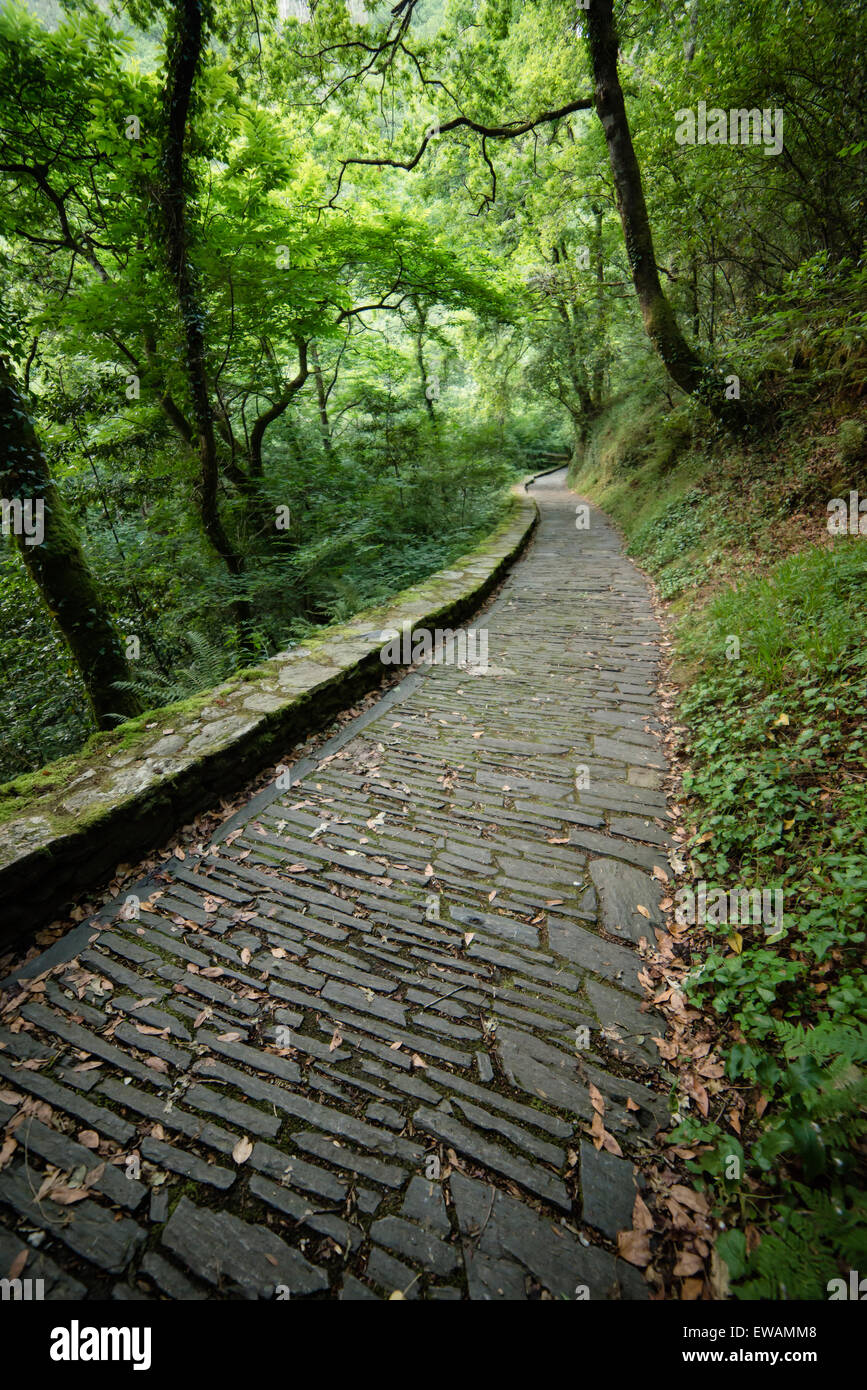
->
xmin=0 ymin=487 xmax=538 ymax=945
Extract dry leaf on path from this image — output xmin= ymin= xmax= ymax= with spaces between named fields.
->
xmin=632 ymin=1193 xmax=654 ymax=1232
xmin=617 ymin=1229 xmax=651 ymax=1267
xmin=49 ymin=1187 xmax=90 ymax=1206
xmin=670 ymin=1184 xmax=710 ymax=1216
xmin=673 ymin=1249 xmax=705 ymax=1277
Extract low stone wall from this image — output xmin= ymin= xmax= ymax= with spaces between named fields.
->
xmin=0 ymin=488 xmax=538 ymax=944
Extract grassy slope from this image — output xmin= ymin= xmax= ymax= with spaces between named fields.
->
xmin=571 ymin=392 xmax=867 ymax=1299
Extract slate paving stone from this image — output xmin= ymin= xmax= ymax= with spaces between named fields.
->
xmin=608 ymin=814 xmax=670 ymax=846
xmin=365 ymin=1102 xmax=404 ymax=1130
xmin=546 ymin=916 xmax=643 ymax=994
xmin=112 ymin=1282 xmax=152 ymax=1300
xmin=13 ymin=1116 xmax=147 ymax=1210
xmin=196 ymin=1029 xmax=304 ymax=1082
xmin=112 ymin=1000 xmax=192 ymax=1042
xmin=413 ymin=1107 xmax=571 ymax=1212
xmin=293 ymin=1132 xmax=407 ymax=1189
xmin=141 ymin=1137 xmax=236 ymax=1190
xmin=588 ymin=858 xmax=664 ymax=944
xmin=495 ymin=1025 xmax=596 ymax=1116
xmin=0 ymin=1228 xmax=87 ymax=1300
xmin=584 ymin=978 xmax=663 ymax=1069
xmin=1 ymin=472 xmax=673 ymax=1300
xmin=572 ymin=831 xmax=664 ymax=872
xmin=399 ymin=1176 xmax=451 ymax=1236
xmin=579 ymin=1139 xmax=640 ymax=1239
xmin=421 ymin=1063 xmax=573 ymax=1138
xmin=463 ymin=1249 xmax=527 ymax=1301
xmin=168 ymin=972 xmax=260 ymax=1015
xmin=340 ymin=1274 xmax=380 ymax=1300
xmin=411 ymin=1012 xmax=482 ymax=1042
xmin=44 ymin=982 xmax=107 ymax=1029
xmin=450 ymin=1170 xmax=645 ymax=1300
xmin=141 ymin=1250 xmax=208 ymax=1300
xmin=369 ymin=1215 xmax=459 ymax=1275
xmin=78 ymin=949 xmax=170 ymax=998
xmin=149 ymin=1189 xmax=170 ymax=1224
xmin=98 ymin=1076 xmax=241 ymax=1156
xmin=114 ymin=1019 xmax=192 ymax=1070
xmin=450 ymin=1097 xmax=564 ymax=1166
xmin=250 ymin=1142 xmax=347 ymax=1201
xmin=476 ymin=1051 xmax=494 ymax=1083
xmin=0 ymin=1167 xmax=145 ymax=1275
xmin=249 ymin=1174 xmax=363 ymax=1251
xmin=365 ymin=1245 xmax=420 ymax=1298
xmin=321 ymin=980 xmax=406 ymax=1025
xmin=0 ymin=1056 xmax=135 ymax=1144
xmin=18 ymin=1002 xmax=172 ymax=1089
xmin=162 ymin=1196 xmax=328 ymax=1298
xmin=183 ymin=1084 xmax=282 ymax=1138
xmin=593 ymin=736 xmax=666 ymax=769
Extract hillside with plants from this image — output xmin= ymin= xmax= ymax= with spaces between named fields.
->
xmin=1 ymin=0 xmax=864 ymax=1302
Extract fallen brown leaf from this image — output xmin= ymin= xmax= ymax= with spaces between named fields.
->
xmin=232 ymin=1135 xmax=253 ymax=1164
xmin=617 ymin=1229 xmax=651 ymax=1267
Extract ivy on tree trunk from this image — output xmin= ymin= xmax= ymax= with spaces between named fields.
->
xmin=0 ymin=355 xmax=143 ymax=729
xmin=157 ymin=0 xmax=245 ymax=578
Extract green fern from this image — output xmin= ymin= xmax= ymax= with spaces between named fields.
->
xmin=721 ymin=1185 xmax=867 ymax=1300
xmin=774 ymin=1017 xmax=867 ymax=1064
xmin=111 ymin=630 xmax=232 ymax=709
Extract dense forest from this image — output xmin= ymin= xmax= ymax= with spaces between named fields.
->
xmin=1 ymin=0 xmax=865 ymax=1303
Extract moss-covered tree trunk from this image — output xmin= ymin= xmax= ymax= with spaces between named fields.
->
xmin=0 ymin=356 xmax=143 ymax=728
xmin=585 ymin=0 xmax=705 ymax=396
xmin=592 ymin=205 xmax=607 ymax=407
xmin=158 ymin=0 xmax=245 ymax=579
xmin=585 ymin=0 xmax=746 ymax=428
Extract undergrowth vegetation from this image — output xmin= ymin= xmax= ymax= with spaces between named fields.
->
xmin=572 ymin=385 xmax=867 ymax=1298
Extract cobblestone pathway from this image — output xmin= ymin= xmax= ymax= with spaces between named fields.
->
xmin=0 ymin=471 xmax=672 ymax=1301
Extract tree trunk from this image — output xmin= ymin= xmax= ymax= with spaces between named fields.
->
xmin=585 ymin=0 xmax=706 ymax=398
xmin=585 ymin=0 xmax=746 ymax=427
xmin=412 ymin=300 xmax=436 ymax=422
xmin=157 ymin=0 xmax=245 ymax=578
xmin=310 ymin=343 xmax=334 ymax=459
xmin=249 ymin=340 xmax=309 ymax=476
xmin=592 ymin=205 xmax=607 ymax=407
xmin=568 ymin=408 xmax=588 ymax=471
xmin=0 ymin=356 xmax=143 ymax=728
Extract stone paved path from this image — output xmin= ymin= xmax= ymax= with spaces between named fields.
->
xmin=0 ymin=470 xmax=672 ymax=1300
